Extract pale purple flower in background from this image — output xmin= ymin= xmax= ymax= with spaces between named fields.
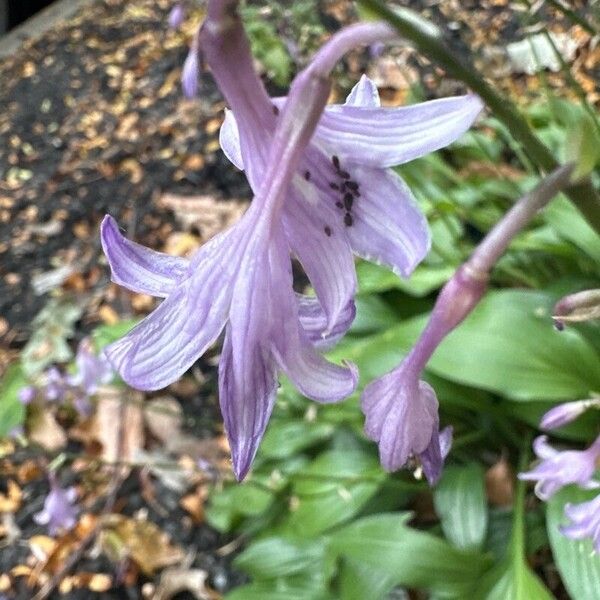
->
xmin=181 ymin=43 xmax=199 ymax=99
xmin=553 ymin=288 xmax=600 ymax=330
xmin=561 ymin=494 xmax=600 ymax=552
xmin=518 ymin=435 xmax=600 ymax=501
xmin=541 ymin=398 xmax=600 ymax=430
xmin=168 ymin=2 xmax=186 ymax=29
xmin=44 ymin=367 xmax=67 ymax=402
xmin=18 ymin=386 xmax=36 ymax=405
xmin=67 ymin=339 xmax=113 ymax=396
xmin=34 ymin=475 xmax=78 ymax=536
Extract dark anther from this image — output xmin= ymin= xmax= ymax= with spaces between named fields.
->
xmin=343 ymin=193 xmax=354 ymax=211
xmin=345 ymin=181 xmax=359 ymax=192
xmin=332 ymin=155 xmax=340 ymax=170
xmin=335 ymin=201 xmax=344 ymax=209
xmin=304 ymin=170 xmax=311 ymax=181
xmin=324 ymin=225 xmax=332 ymax=237
xmin=272 ymin=105 xmax=280 ymax=115
xmin=344 ymin=213 xmax=353 ymax=227
xmin=329 ymin=182 xmax=339 ymax=190
xmin=339 ymin=169 xmax=350 ymax=179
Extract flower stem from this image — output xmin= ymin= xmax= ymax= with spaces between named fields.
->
xmin=357 ymin=0 xmax=600 ymax=233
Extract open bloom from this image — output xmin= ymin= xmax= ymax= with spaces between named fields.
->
xmin=34 ymin=475 xmax=78 ymax=536
xmin=561 ymin=493 xmax=600 ymax=552
xmin=102 ymin=5 xmax=481 ymax=479
xmin=518 ymin=435 xmax=600 ymax=501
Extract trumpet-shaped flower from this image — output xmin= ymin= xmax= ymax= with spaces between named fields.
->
xmin=101 ymin=5 xmax=481 ymax=479
xmin=561 ymin=493 xmax=600 ymax=552
xmin=518 ymin=435 xmax=600 ymax=501
xmin=34 ymin=475 xmax=78 ymax=536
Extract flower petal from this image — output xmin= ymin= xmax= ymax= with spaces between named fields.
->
xmin=218 ymin=327 xmax=278 ymax=480
xmin=104 ymin=232 xmax=234 ymax=390
xmin=282 ymin=188 xmax=356 ymax=329
xmin=345 ymin=75 xmax=380 ymax=108
xmin=297 ymin=294 xmax=355 ymax=350
xmin=101 ymin=215 xmax=189 ymax=298
xmin=315 ymin=94 xmax=484 ymax=168
xmin=345 ymin=166 xmax=430 ymax=277
xmin=219 ymin=109 xmax=245 ymax=170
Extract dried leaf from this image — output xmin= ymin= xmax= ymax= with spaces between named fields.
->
xmin=0 ymin=480 xmax=22 ymax=512
xmin=155 ymin=567 xmax=218 ymax=600
xmin=101 ymin=515 xmax=185 ymax=575
xmin=144 ymin=397 xmax=183 ymax=446
xmin=28 ymin=409 xmax=67 ymax=451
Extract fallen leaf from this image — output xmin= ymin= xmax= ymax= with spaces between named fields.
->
xmin=485 ymin=457 xmax=515 ymax=507
xmin=144 ymin=397 xmax=182 ymax=446
xmin=155 ymin=567 xmax=219 ymax=600
xmin=93 ymin=387 xmax=144 ymax=466
xmin=100 ymin=515 xmax=185 ymax=576
xmin=28 ymin=409 xmax=67 ymax=451
xmin=0 ymin=479 xmax=22 ymax=512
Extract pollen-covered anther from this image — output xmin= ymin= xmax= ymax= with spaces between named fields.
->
xmin=344 ymin=213 xmax=353 ymax=227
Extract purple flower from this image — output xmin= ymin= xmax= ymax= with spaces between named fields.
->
xmin=561 ymin=493 xmax=600 ymax=552
xmin=67 ymin=338 xmax=113 ymax=396
xmin=34 ymin=475 xmax=78 ymax=536
xmin=361 ymin=266 xmax=484 ymax=481
xmin=18 ymin=386 xmax=36 ymax=405
xmin=168 ymin=3 xmax=186 ymax=29
xmin=101 ymin=7 xmax=481 ymax=480
xmin=43 ymin=367 xmax=67 ymax=402
xmin=541 ymin=398 xmax=600 ymax=430
xmin=181 ymin=42 xmax=199 ymax=98
xmin=518 ymin=435 xmax=600 ymax=501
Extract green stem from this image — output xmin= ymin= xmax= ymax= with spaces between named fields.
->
xmin=357 ymin=0 xmax=600 ymax=233
xmin=512 ymin=439 xmax=532 ymax=561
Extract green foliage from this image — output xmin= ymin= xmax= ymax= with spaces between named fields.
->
xmin=0 ymin=363 xmax=27 ymax=437
xmin=434 ymin=463 xmax=488 ymax=551
xmin=547 ymin=487 xmax=600 ymax=600
xmin=92 ymin=319 xmax=138 ymax=351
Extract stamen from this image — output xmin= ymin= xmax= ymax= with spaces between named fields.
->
xmin=344 ymin=213 xmax=353 ymax=227
xmin=324 ymin=225 xmax=332 ymax=237
xmin=329 ymin=182 xmax=339 ymax=190
xmin=332 ymin=155 xmax=340 ymax=170
xmin=336 ymin=201 xmax=344 ymax=209
xmin=272 ymin=105 xmax=279 ymax=115
xmin=304 ymin=170 xmax=311 ymax=181
xmin=345 ymin=181 xmax=359 ymax=192
xmin=339 ymin=169 xmax=350 ymax=179
xmin=343 ymin=193 xmax=353 ymax=211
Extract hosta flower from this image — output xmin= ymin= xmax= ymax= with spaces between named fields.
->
xmin=102 ymin=3 xmax=481 ymax=479
xmin=541 ymin=398 xmax=600 ymax=430
xmin=34 ymin=475 xmax=78 ymax=536
xmin=518 ymin=435 xmax=600 ymax=501
xmin=67 ymin=339 xmax=113 ymax=396
xmin=168 ymin=2 xmax=186 ymax=29
xmin=561 ymin=493 xmax=600 ymax=552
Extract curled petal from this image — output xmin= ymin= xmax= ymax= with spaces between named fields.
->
xmin=101 ymin=215 xmax=189 ymax=298
xmin=219 ymin=109 xmax=245 ymax=170
xmin=345 ymin=74 xmax=380 ymax=108
xmin=345 ymin=166 xmax=431 ymax=277
xmin=283 ymin=188 xmax=356 ymax=330
xmin=297 ymin=294 xmax=356 ymax=350
xmin=104 ymin=233 xmax=234 ymax=390
xmin=182 ymin=46 xmax=199 ymax=98
xmin=315 ymin=94 xmax=484 ymax=168
xmin=219 ymin=328 xmax=278 ymax=481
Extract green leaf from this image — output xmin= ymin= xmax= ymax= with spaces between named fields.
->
xmin=206 ymin=483 xmax=274 ymax=532
xmin=356 ymin=261 xmax=454 ymax=296
xmin=92 ymin=319 xmax=139 ymax=351
xmin=426 ymin=290 xmax=600 ymax=400
xmin=260 ymin=420 xmax=334 ymax=460
xmin=544 ymin=198 xmax=600 ymax=263
xmin=287 ymin=450 xmax=385 ymax=537
xmin=328 ymin=513 xmax=490 ymax=597
xmin=477 ymin=559 xmax=553 ymax=600
xmin=339 ymin=558 xmax=399 ymax=600
xmin=547 ymin=487 xmax=600 ymax=600
xmin=226 ymin=580 xmax=333 ymax=600
xmin=434 ymin=463 xmax=488 ymax=550
xmin=234 ymin=537 xmax=325 ymax=579
xmin=0 ymin=363 xmax=27 ymax=437
xmin=351 ymin=295 xmax=399 ymax=334
xmin=565 ymin=113 xmax=600 ymax=180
